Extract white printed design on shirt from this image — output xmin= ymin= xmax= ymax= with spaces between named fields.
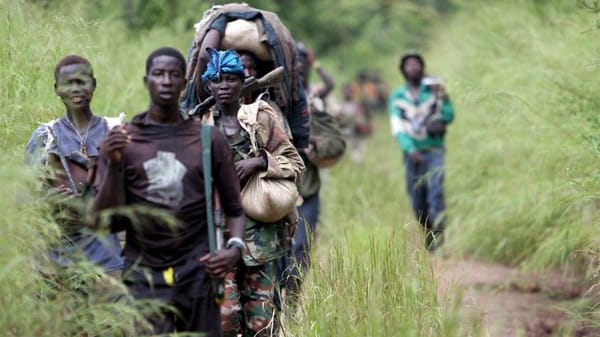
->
xmin=144 ymin=151 xmax=187 ymax=207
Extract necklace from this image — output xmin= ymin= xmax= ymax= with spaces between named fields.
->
xmin=65 ymin=116 xmax=94 ymax=155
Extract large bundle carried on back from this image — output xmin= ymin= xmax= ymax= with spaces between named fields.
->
xmin=181 ymin=3 xmax=310 ymax=148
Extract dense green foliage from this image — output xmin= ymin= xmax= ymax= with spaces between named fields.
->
xmin=423 ymin=0 xmax=600 ymax=272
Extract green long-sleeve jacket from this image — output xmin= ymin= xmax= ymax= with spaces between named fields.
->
xmin=388 ymin=83 xmax=454 ymax=154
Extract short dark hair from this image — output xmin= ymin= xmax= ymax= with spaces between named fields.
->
xmin=54 ymin=55 xmax=93 ymax=82
xmin=145 ymin=47 xmax=186 ymax=75
xmin=295 ymin=41 xmax=313 ymax=66
xmin=399 ymin=53 xmax=425 ymax=75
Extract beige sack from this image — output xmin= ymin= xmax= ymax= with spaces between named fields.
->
xmin=220 ymin=19 xmax=270 ymax=61
xmin=241 ymin=173 xmax=299 ymax=223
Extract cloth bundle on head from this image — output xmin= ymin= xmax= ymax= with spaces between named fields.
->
xmin=201 ymin=48 xmax=245 ymax=83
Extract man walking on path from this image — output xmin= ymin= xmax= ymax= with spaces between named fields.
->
xmin=388 ymin=53 xmax=454 ymax=251
xmin=91 ymin=47 xmax=246 ymax=336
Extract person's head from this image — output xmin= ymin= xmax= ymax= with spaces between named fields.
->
xmin=295 ymin=41 xmax=313 ymax=88
xmin=358 ymin=69 xmax=369 ymax=83
xmin=342 ymin=83 xmax=353 ymax=101
xmin=202 ymin=48 xmax=245 ymax=106
xmin=144 ymin=47 xmax=187 ymax=107
xmin=238 ymin=51 xmax=258 ymax=78
xmin=399 ymin=53 xmax=425 ymax=84
xmin=54 ymin=55 xmax=96 ymax=112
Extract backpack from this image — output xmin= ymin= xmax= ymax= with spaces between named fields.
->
xmin=306 ymin=94 xmax=347 ymax=168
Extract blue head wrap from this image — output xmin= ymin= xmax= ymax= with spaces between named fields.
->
xmin=201 ymin=48 xmax=245 ymax=83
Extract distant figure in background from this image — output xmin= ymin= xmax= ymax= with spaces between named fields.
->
xmin=388 ymin=53 xmax=454 ymax=251
xmin=370 ymin=72 xmax=390 ymax=112
xmin=281 ymin=42 xmax=346 ymax=297
xmin=353 ymin=69 xmax=388 ymax=118
xmin=334 ymin=83 xmax=369 ymax=162
xmin=25 ymin=55 xmax=123 ymax=276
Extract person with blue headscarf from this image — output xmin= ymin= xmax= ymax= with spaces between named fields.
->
xmin=201 ymin=48 xmax=246 ymax=84
xmin=202 ymin=48 xmax=304 ymax=337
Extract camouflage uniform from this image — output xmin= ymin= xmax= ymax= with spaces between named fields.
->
xmin=210 ymin=101 xmax=304 ymax=337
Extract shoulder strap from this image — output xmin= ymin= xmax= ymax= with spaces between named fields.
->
xmin=201 ymin=124 xmax=216 ymax=255
xmin=45 ymin=122 xmax=78 ymax=193
xmin=238 ymin=92 xmax=269 ymax=154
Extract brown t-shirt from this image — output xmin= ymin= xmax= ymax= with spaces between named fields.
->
xmin=94 ymin=112 xmax=243 ymax=268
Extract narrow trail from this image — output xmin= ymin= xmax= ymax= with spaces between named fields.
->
xmin=433 ymin=257 xmax=597 ymax=337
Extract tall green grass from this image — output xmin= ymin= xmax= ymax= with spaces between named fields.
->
xmin=1 ymin=0 xmax=192 ymax=155
xmin=283 ymin=129 xmax=473 ymax=335
xmin=396 ymin=0 xmax=600 ymax=272
xmin=0 ymin=159 xmax=154 ymax=336
xmin=0 ymin=1 xmax=192 ymax=335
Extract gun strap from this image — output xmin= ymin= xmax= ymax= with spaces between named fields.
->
xmin=46 ymin=124 xmax=79 ymax=193
xmin=202 ymin=124 xmax=216 ymax=255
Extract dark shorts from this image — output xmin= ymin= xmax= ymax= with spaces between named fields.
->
xmin=123 ymin=257 xmax=221 ymax=337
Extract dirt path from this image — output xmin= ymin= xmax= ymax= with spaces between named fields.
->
xmin=433 ymin=257 xmax=596 ymax=337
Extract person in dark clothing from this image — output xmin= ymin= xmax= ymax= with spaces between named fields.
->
xmin=281 ymin=43 xmax=346 ymax=297
xmin=90 ymin=47 xmax=246 ymax=336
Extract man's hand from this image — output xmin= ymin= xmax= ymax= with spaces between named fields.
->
xmin=431 ymin=84 xmax=448 ymax=100
xmin=303 ymin=142 xmax=317 ymax=163
xmin=235 ymin=157 xmax=266 ymax=186
xmin=46 ymin=184 xmax=78 ymax=202
xmin=426 ymin=120 xmax=447 ymax=137
xmin=100 ymin=125 xmax=130 ymax=164
xmin=409 ymin=151 xmax=424 ymax=165
xmin=313 ymin=60 xmax=321 ymax=71
xmin=200 ymin=248 xmax=241 ymax=279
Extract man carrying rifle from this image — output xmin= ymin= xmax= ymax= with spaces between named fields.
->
xmin=90 ymin=47 xmax=245 ymax=336
xmin=199 ymin=49 xmax=304 ymax=337
xmin=389 ymin=53 xmax=454 ymax=251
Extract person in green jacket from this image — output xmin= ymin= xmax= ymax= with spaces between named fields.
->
xmin=388 ymin=53 xmax=454 ymax=251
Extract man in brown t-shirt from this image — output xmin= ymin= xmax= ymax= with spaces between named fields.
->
xmin=91 ymin=47 xmax=245 ymax=337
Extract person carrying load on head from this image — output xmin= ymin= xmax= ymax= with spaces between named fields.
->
xmin=180 ymin=2 xmax=310 ymax=149
xmin=200 ymin=48 xmax=304 ymax=337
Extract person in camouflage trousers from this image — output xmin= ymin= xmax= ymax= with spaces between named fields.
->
xmin=201 ymin=48 xmax=304 ymax=337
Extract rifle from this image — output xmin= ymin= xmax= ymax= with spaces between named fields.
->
xmin=189 ymin=66 xmax=284 ymax=116
xmin=198 ymin=67 xmax=285 ymax=304
xmin=201 ymin=123 xmax=225 ymax=304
